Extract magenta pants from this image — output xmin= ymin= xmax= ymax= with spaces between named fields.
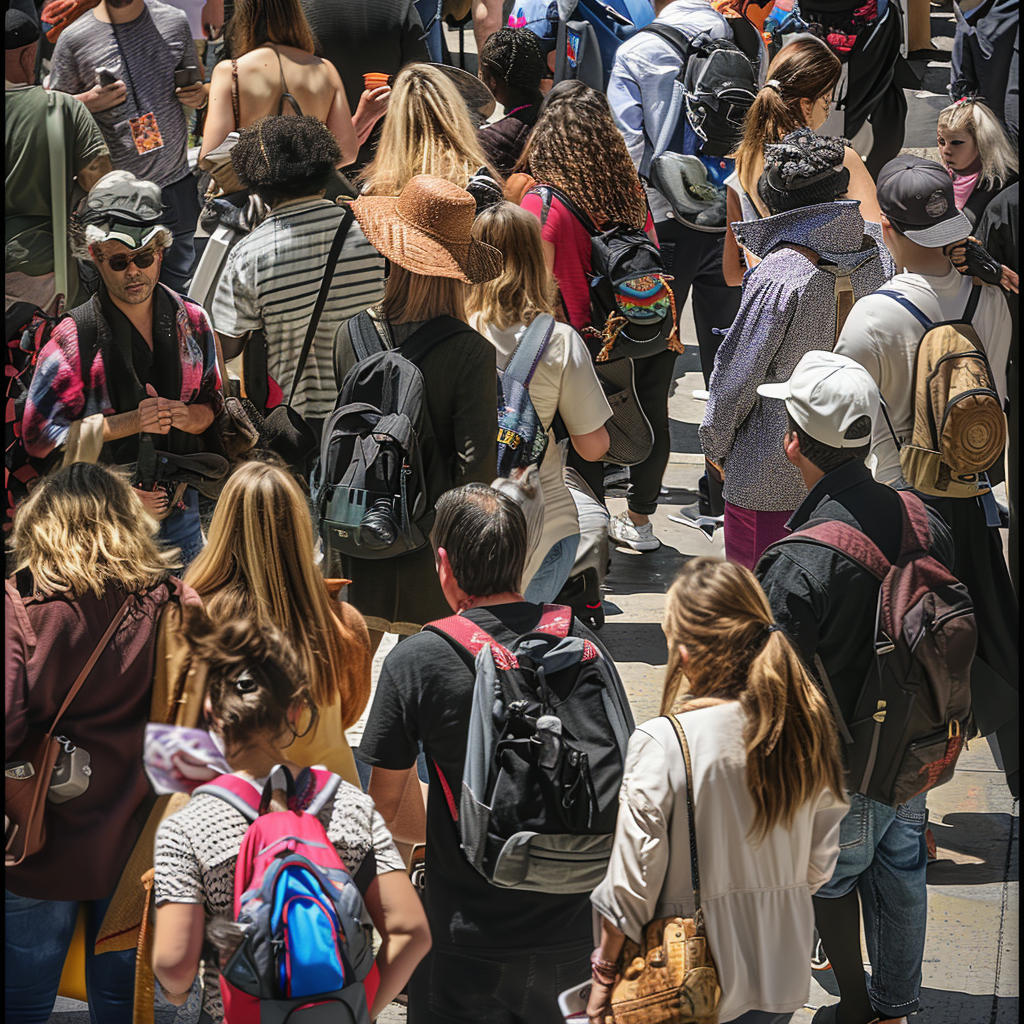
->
xmin=723 ymin=501 xmax=794 ymax=571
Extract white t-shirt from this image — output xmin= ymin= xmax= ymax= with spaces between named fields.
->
xmin=470 ymin=314 xmax=612 ymax=585
xmin=835 ymin=268 xmax=1010 ymax=486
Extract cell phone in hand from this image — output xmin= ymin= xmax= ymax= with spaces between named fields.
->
xmin=174 ymin=66 xmax=203 ymax=89
xmin=96 ymin=67 xmax=120 ymax=87
xmin=557 ymin=980 xmax=592 ymax=1022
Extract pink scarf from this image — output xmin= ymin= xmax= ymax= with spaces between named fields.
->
xmin=949 ymin=165 xmax=980 ymax=210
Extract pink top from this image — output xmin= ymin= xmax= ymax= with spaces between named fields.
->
xmin=521 ymin=189 xmax=655 ymax=332
xmin=950 ymin=167 xmax=980 ymax=210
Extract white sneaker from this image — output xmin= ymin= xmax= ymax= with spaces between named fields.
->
xmin=609 ymin=511 xmax=661 ymax=552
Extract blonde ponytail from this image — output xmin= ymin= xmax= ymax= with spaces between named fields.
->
xmin=662 ymin=558 xmax=845 ymax=842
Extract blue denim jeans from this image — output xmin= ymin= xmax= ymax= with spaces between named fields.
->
xmin=5 ymin=889 xmax=136 ymax=1024
xmin=815 ymin=792 xmax=929 ymax=1018
xmin=523 ymin=533 xmax=580 ymax=604
xmin=159 ymin=487 xmax=203 ymax=567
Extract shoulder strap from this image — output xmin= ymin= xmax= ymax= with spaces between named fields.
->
xmin=875 ymin=289 xmax=932 ymax=330
xmin=727 ymin=15 xmax=763 ymax=64
xmin=896 ymin=489 xmax=931 ymax=559
xmin=288 ymin=207 xmax=355 ymax=406
xmin=398 ymin=315 xmax=469 ymax=365
xmin=348 ymin=310 xmax=387 ymax=362
xmin=528 ymin=183 xmax=598 ymax=236
xmin=504 ymin=314 xmax=555 ymax=389
xmin=663 ymin=714 xmax=705 ymax=930
xmin=46 ymin=594 xmax=134 ymax=741
xmin=963 ymin=282 xmax=983 ymax=322
xmin=273 ymin=47 xmax=304 ymax=117
xmin=45 ymin=92 xmax=71 ymax=310
xmin=425 ymin=612 xmax=499 ymax=658
xmin=640 ymin=23 xmax=692 ymax=61
xmin=230 ymin=59 xmax=240 ymax=131
xmin=770 ymin=520 xmax=891 ymax=581
xmin=195 ymin=766 xmax=342 ymax=821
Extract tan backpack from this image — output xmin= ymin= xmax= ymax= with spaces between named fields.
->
xmin=877 ymin=282 xmax=1006 ymax=498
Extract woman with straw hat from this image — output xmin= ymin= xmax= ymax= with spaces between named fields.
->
xmin=333 ymin=174 xmax=504 ymax=654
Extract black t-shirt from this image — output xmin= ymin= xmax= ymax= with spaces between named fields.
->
xmin=357 ymin=602 xmax=598 ymax=952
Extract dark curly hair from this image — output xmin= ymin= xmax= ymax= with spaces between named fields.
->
xmin=479 ymin=28 xmax=545 ymax=104
xmin=230 ymin=115 xmax=341 ymax=205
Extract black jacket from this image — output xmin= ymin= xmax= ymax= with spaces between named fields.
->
xmin=756 ymin=459 xmax=955 ymax=726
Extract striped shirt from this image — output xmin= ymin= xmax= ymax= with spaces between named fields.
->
xmin=212 ymin=198 xmax=385 ymax=420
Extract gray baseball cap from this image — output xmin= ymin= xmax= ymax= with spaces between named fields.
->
xmin=876 ymin=155 xmax=972 ymax=248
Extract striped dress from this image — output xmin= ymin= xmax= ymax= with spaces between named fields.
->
xmin=211 ymin=198 xmax=385 ymax=421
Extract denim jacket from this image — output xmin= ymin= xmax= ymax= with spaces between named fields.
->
xmin=607 ymin=0 xmax=767 ymax=223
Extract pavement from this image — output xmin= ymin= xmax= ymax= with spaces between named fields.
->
xmin=47 ymin=6 xmax=1017 ymax=1023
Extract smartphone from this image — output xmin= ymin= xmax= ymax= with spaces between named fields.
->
xmin=96 ymin=67 xmax=120 ymax=87
xmin=174 ymin=66 xmax=203 ymax=89
xmin=556 ymin=980 xmax=592 ymax=1023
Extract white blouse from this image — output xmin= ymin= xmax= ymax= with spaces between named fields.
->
xmin=591 ymin=703 xmax=847 ymax=1023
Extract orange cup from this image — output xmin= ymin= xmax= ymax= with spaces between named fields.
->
xmin=363 ymin=72 xmax=390 ymax=90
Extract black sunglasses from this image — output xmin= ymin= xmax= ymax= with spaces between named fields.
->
xmin=97 ymin=248 xmax=159 ymax=272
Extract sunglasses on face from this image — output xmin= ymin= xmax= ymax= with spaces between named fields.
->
xmin=96 ymin=248 xmax=159 ymax=272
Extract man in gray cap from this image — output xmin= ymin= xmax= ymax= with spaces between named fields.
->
xmin=21 ymin=170 xmax=223 ymax=565
xmin=835 ymin=153 xmax=1017 ymax=804
xmin=5 ymin=0 xmax=111 ymax=311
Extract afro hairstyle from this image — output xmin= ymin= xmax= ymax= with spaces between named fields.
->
xmin=230 ymin=115 xmax=342 ymax=204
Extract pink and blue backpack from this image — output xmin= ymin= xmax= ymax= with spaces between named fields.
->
xmin=194 ymin=766 xmax=378 ymax=1024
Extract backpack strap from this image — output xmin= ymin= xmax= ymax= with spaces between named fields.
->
xmin=348 ymin=310 xmax=387 ymax=363
xmin=193 ymin=773 xmax=263 ymax=820
xmin=874 ymin=289 xmax=932 ymax=330
xmin=896 ymin=489 xmax=932 ymax=559
xmin=769 ymin=520 xmax=891 ymax=582
xmin=399 ymin=315 xmax=470 ymax=364
xmin=194 ymin=766 xmax=342 ymax=821
xmin=533 ymin=603 xmax=574 ymax=638
xmin=963 ymin=282 xmax=983 ymax=322
xmin=640 ymin=22 xmax=692 ymax=62
xmin=526 ymin=183 xmax=599 ymax=236
xmin=504 ymin=314 xmax=555 ymax=390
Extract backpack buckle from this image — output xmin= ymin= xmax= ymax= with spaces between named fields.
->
xmin=874 ymin=634 xmax=895 ymax=656
xmin=872 ymin=700 xmax=887 ymax=723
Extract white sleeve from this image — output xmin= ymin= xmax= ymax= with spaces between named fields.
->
xmin=807 ymin=789 xmax=847 ymax=895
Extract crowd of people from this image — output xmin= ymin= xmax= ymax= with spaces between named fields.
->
xmin=5 ymin=0 xmax=1019 ymax=1021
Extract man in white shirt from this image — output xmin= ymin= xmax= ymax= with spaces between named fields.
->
xmin=836 ymin=156 xmax=1018 ymax=801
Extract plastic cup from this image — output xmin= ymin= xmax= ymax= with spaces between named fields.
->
xmin=363 ymin=72 xmax=390 ymax=90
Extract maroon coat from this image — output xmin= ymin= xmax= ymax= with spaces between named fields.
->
xmin=5 ymin=576 xmax=198 ymax=900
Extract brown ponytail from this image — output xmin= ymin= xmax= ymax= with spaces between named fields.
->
xmin=184 ymin=611 xmax=318 ymax=759
xmin=661 ymin=557 xmax=844 ymax=842
xmin=733 ymin=37 xmax=842 ymax=204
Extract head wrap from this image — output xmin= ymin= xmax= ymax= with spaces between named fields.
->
xmin=757 ymin=127 xmax=851 ymax=214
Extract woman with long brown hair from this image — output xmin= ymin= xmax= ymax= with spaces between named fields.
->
xmin=200 ymin=0 xmax=376 ymax=169
xmin=588 ymin=557 xmax=847 ymax=1024
xmin=184 ymin=460 xmax=371 ymax=785
xmin=724 ymin=36 xmax=881 ymax=285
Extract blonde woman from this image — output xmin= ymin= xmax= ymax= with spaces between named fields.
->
xmin=184 ymin=461 xmax=371 ymax=785
xmin=358 ymin=62 xmax=501 ymax=195
xmin=725 ymin=36 xmax=881 ymax=286
xmin=6 ymin=463 xmax=193 ymax=1023
xmin=200 ymin=0 xmax=372 ymax=167
xmin=467 ymin=201 xmax=611 ymax=601
xmin=588 ymin=557 xmax=847 ymax=1024
xmin=937 ymin=98 xmax=1019 ymax=228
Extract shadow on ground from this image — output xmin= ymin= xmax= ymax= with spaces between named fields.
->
xmin=927 ymin=812 xmax=1019 ymax=885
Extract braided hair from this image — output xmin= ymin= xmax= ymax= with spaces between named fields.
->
xmin=479 ymin=28 xmax=545 ymax=104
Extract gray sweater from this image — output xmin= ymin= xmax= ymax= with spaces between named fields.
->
xmin=699 ymin=201 xmax=895 ymax=511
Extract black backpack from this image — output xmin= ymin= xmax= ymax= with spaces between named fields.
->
xmin=528 ymin=184 xmax=675 ymax=363
xmin=424 ymin=604 xmax=634 ymax=892
xmin=312 ymin=314 xmax=465 ymax=565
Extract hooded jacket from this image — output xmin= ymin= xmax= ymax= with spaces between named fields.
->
xmin=699 ymin=200 xmax=895 ymax=511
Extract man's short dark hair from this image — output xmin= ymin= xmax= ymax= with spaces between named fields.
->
xmin=432 ymin=484 xmax=527 ymax=597
xmin=231 ymin=115 xmax=341 ymax=205
xmin=786 ymin=412 xmax=873 ymax=474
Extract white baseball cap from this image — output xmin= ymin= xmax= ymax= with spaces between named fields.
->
xmin=757 ymin=350 xmax=880 ymax=448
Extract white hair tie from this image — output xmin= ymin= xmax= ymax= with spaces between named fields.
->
xmin=766 ymin=79 xmax=783 ymax=94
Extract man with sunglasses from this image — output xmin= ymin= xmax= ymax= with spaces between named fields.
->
xmin=22 ymin=172 xmax=222 ymax=565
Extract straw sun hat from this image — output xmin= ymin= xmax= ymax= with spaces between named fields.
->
xmin=350 ymin=175 xmax=503 ymax=284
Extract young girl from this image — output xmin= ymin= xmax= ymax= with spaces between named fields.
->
xmin=937 ymin=98 xmax=1019 ymax=228
xmin=466 ymin=201 xmax=611 ymax=601
xmin=725 ymin=36 xmax=881 ymax=286
xmin=152 ymin=615 xmax=431 ymax=1022
xmin=588 ymin=558 xmax=847 ymax=1024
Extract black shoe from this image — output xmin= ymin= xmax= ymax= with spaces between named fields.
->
xmin=811 ymin=930 xmax=831 ymax=972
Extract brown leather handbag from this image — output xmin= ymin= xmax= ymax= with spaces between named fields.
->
xmin=610 ymin=714 xmax=721 ymax=1024
xmin=5 ymin=594 xmax=134 ymax=867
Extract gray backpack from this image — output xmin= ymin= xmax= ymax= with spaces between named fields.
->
xmin=425 ymin=605 xmax=634 ymax=892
